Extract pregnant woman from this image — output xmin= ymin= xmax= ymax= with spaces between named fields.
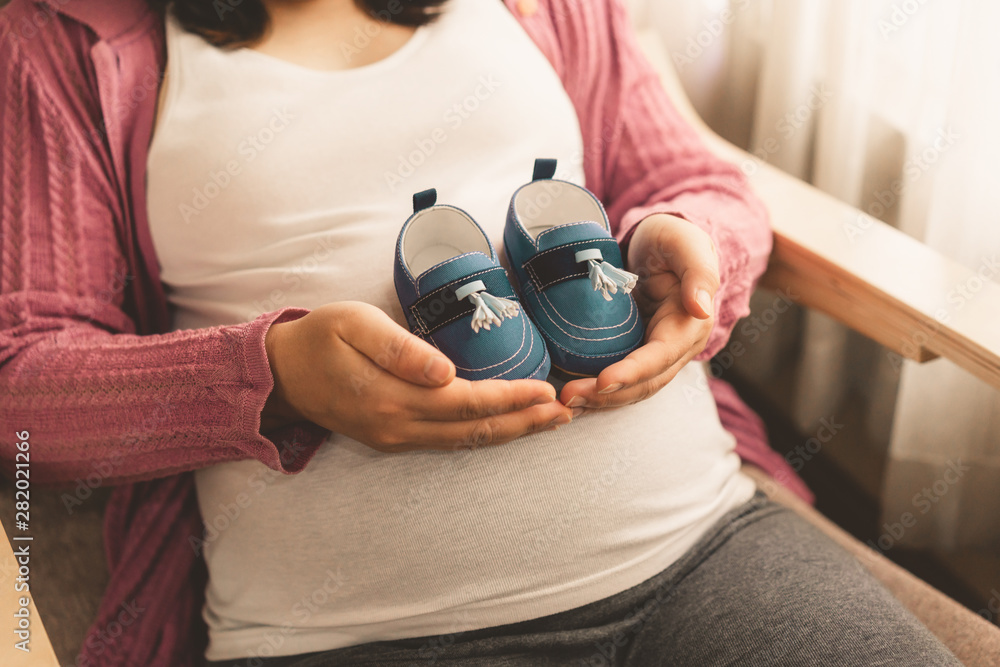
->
xmin=0 ymin=0 xmax=959 ymax=664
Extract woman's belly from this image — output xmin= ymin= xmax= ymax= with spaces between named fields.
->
xmin=194 ymin=361 xmax=756 ymax=659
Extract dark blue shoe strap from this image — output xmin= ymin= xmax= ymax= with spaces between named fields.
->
xmin=532 ymin=158 xmax=558 ymax=181
xmin=410 ymin=266 xmax=515 ymax=336
xmin=412 ymin=189 xmax=437 ymax=212
xmin=522 ymin=238 xmax=625 ymax=292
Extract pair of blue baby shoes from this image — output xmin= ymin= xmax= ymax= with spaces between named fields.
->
xmin=393 ymin=159 xmax=644 ymax=381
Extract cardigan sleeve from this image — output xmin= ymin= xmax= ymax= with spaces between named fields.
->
xmin=0 ymin=34 xmax=325 ymax=486
xmin=536 ymin=0 xmax=774 ymax=360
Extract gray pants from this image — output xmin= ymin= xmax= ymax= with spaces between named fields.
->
xmin=212 ymin=492 xmax=960 ymax=667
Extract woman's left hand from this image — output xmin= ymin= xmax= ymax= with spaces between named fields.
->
xmin=559 ymin=213 xmax=719 ymax=412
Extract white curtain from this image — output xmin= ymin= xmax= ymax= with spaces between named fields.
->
xmin=633 ymin=0 xmax=1000 ymax=552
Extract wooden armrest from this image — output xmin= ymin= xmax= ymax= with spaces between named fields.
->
xmin=636 ymin=30 xmax=1000 ymax=391
xmin=0 ymin=516 xmax=58 ymax=665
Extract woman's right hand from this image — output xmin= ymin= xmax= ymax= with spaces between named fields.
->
xmin=261 ymin=302 xmax=572 ymax=452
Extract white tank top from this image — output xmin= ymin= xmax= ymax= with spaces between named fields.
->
xmin=146 ymin=0 xmax=755 ymax=660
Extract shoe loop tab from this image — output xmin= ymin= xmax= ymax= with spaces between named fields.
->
xmin=454 ymin=280 xmax=487 ymax=301
xmin=532 ymin=158 xmax=558 ymax=181
xmin=412 ymin=188 xmax=437 ymax=213
xmin=574 ymin=248 xmax=604 ymax=263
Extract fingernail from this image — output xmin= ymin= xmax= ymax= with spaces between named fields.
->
xmin=566 ymin=396 xmax=586 ymax=408
xmin=548 ymin=414 xmax=571 ymax=428
xmin=424 ymin=356 xmax=451 ymax=384
xmin=571 ymin=407 xmax=586 ymax=419
xmin=598 ymin=382 xmax=623 ymax=395
xmin=697 ymin=289 xmax=713 ymax=315
xmin=532 ymin=393 xmax=555 ymax=407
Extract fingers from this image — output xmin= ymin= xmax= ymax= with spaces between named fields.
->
xmin=558 ymin=307 xmax=710 ymax=409
xmin=592 ymin=302 xmax=696 ymax=388
xmin=680 ymin=266 xmax=717 ymax=320
xmin=406 ymin=398 xmax=572 ymax=450
xmin=634 ymin=273 xmax=680 ymax=317
xmin=559 ymin=350 xmax=696 ymax=411
xmin=670 ymin=231 xmax=719 ymax=320
xmin=414 ymin=378 xmax=559 ymax=422
xmin=558 ymin=338 xmax=679 ymax=404
xmin=338 ymin=302 xmax=456 ymax=387
xmin=636 ymin=272 xmax=680 ymax=303
xmin=319 ymin=351 xmax=571 ymax=451
xmin=597 ymin=338 xmax=684 ymax=389
xmin=633 ymin=214 xmax=719 ymax=320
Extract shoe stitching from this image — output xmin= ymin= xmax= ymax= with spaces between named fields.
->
xmin=442 ymin=313 xmax=535 ymax=374
xmin=538 ymin=287 xmax=636 ymax=331
xmin=534 ymin=219 xmax=610 ymax=246
xmin=508 ymin=186 xmax=540 ymax=247
xmin=531 ymin=291 xmax=641 ymax=345
xmin=520 ymin=240 xmax=636 ymax=333
xmin=505 ymin=345 xmax=549 ymax=380
xmin=522 ymin=238 xmax=622 ymax=292
xmin=415 ymin=252 xmax=494 ymax=294
xmin=536 ymin=321 xmax=640 ymax=359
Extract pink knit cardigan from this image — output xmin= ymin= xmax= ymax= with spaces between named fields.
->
xmin=0 ymin=0 xmax=811 ymax=664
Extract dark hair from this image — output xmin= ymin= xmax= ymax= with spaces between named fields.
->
xmin=147 ymin=0 xmax=448 ymax=47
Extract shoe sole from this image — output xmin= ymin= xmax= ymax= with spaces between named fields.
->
xmin=548 ymin=363 xmax=597 ymax=381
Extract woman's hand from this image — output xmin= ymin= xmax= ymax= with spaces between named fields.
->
xmin=559 ymin=213 xmax=719 ymax=412
xmin=261 ymin=302 xmax=572 ymax=452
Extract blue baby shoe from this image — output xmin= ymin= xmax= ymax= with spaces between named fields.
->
xmin=394 ymin=189 xmax=550 ymax=381
xmin=503 ymin=159 xmax=644 ymax=378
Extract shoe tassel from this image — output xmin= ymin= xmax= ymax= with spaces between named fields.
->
xmin=455 ymin=280 xmax=520 ymax=333
xmin=575 ymin=249 xmax=639 ymax=301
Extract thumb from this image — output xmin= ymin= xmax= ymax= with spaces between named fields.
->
xmin=680 ymin=266 xmax=717 ymax=320
xmin=340 ymin=303 xmax=456 ymax=387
